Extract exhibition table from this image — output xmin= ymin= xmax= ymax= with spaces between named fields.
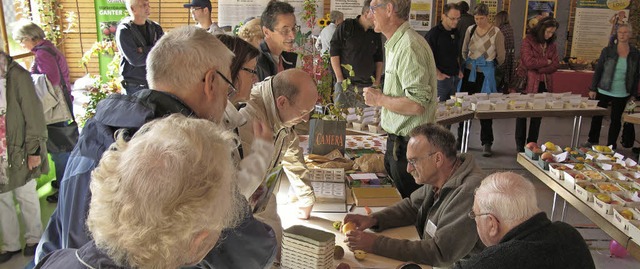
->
xmin=474 ymin=107 xmax=608 ymax=148
xmin=551 ymin=70 xmax=594 ymax=97
xmin=278 ymin=205 xmax=430 ymax=268
xmin=516 ymin=153 xmax=640 ymax=261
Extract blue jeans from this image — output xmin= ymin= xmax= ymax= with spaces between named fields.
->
xmin=50 ymin=151 xmax=70 ymax=184
xmin=437 ymin=76 xmax=460 ymax=102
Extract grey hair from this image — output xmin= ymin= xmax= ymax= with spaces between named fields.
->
xmin=125 ymin=0 xmax=141 ymax=15
xmin=87 ymin=114 xmax=246 ymax=268
xmin=147 ymin=26 xmax=233 ymax=92
xmin=618 ymin=23 xmax=633 ymax=34
xmin=409 ymin=123 xmax=457 ymax=160
xmin=330 ymin=11 xmax=344 ymax=23
xmin=11 ymin=20 xmax=46 ymax=42
xmin=473 ymin=2 xmax=489 ymax=16
xmin=381 ymin=0 xmax=411 ymax=21
xmin=362 ymin=0 xmax=373 ymax=14
xmin=475 ymin=172 xmax=541 ymax=225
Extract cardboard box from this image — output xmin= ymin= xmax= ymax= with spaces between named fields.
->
xmin=352 ymin=187 xmax=402 ymax=207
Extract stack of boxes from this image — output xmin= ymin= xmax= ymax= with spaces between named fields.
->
xmin=281 ymin=225 xmax=335 ymax=269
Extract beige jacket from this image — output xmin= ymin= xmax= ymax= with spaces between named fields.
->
xmin=238 ymin=77 xmax=315 ymax=207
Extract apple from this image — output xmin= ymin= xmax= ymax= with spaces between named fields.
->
xmin=336 ymin=262 xmax=351 ymax=269
xmin=102 ymin=28 xmax=110 ymax=35
xmin=540 ymin=152 xmax=553 ymax=161
xmin=532 ymin=147 xmax=543 ymax=154
xmin=109 ymin=25 xmax=117 ymax=34
xmin=526 ymin=142 xmax=538 ymax=150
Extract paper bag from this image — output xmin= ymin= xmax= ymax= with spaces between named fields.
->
xmin=308 ymin=119 xmax=347 ymax=155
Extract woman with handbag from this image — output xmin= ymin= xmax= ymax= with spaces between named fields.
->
xmin=514 ymin=17 xmax=559 ymax=152
xmin=13 ymin=21 xmax=77 ymax=203
xmin=0 ymin=37 xmax=49 ymax=262
xmin=584 ymin=24 xmax=639 ymax=150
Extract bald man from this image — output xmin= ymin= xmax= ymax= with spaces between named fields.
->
xmin=239 ymin=69 xmax=318 ymax=251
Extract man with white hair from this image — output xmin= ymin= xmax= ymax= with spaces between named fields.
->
xmin=315 ymin=10 xmax=344 ymax=54
xmin=344 ymin=123 xmax=484 ymax=267
xmin=35 ymin=114 xmax=247 ymax=268
xmin=37 ymin=26 xmax=278 ymax=268
xmin=454 ymin=172 xmax=595 ymax=269
xmin=116 ymin=0 xmax=164 ymax=95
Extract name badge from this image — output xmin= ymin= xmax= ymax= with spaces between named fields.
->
xmin=426 ymin=219 xmax=437 ymax=238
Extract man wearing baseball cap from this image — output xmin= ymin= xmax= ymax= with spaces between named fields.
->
xmin=184 ymin=0 xmax=224 ymax=35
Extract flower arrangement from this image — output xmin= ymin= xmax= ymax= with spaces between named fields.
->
xmin=77 ymin=43 xmax=122 ymax=125
xmin=317 ymin=13 xmax=331 ymax=28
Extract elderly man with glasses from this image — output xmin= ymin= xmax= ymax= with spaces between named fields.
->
xmin=36 ymin=26 xmax=279 ymax=268
xmin=256 ymin=1 xmax=299 ymax=81
xmin=454 ymin=172 xmax=595 ymax=269
xmin=344 ymin=123 xmax=485 ymax=267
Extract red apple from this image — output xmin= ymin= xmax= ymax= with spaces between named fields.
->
xmin=526 ymin=142 xmax=538 ymax=150
xmin=532 ymin=147 xmax=543 ymax=154
xmin=540 ymin=152 xmax=553 ymax=161
xmin=102 ymin=28 xmax=110 ymax=35
xmin=109 ymin=25 xmax=117 ymax=34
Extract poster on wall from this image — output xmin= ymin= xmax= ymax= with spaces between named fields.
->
xmin=331 ymin=0 xmax=363 ymax=20
xmin=410 ymin=0 xmax=433 ymax=31
xmin=483 ymin=0 xmax=498 ymax=22
xmin=218 ymin=0 xmax=323 ymax=35
xmin=570 ymin=0 xmax=630 ymax=60
xmin=522 ymin=0 xmax=557 ymax=38
xmin=94 ymin=0 xmax=128 ymax=79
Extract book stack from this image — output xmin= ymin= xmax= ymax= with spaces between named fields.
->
xmin=309 ymin=168 xmax=347 ymax=212
xmin=281 ymin=225 xmax=335 ymax=269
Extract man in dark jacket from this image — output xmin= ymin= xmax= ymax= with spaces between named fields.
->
xmin=425 ymin=3 xmax=463 ymax=103
xmin=36 ymin=26 xmax=278 ymax=268
xmin=256 ymin=1 xmax=298 ymax=81
xmin=454 ymin=172 xmax=595 ymax=269
xmin=116 ymin=0 xmax=164 ymax=95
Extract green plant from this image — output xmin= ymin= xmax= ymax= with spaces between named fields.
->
xmin=16 ymin=0 xmax=76 ymax=46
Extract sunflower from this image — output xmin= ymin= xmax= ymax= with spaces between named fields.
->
xmin=318 ymin=19 xmax=329 ymax=27
xmin=324 ymin=13 xmax=331 ymax=20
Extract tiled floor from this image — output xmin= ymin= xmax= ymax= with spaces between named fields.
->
xmin=2 ymin=100 xmax=640 ymax=267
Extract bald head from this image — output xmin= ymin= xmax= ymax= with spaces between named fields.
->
xmin=273 ymin=69 xmax=318 ymax=126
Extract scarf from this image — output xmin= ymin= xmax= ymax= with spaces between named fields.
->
xmin=0 ymin=54 xmax=9 ymax=184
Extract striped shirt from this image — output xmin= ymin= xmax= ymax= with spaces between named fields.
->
xmin=381 ymin=22 xmax=437 ymax=136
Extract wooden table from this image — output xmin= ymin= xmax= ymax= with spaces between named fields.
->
xmin=474 ymin=107 xmax=608 ymax=148
xmin=517 ymin=153 xmax=640 ymax=261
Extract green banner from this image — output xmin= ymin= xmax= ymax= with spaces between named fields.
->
xmin=576 ymin=0 xmax=630 ymax=9
xmin=94 ymin=0 xmax=128 ymax=80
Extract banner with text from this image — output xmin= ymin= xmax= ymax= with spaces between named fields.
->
xmin=331 ymin=0 xmax=362 ymax=20
xmin=570 ymin=0 xmax=630 ymax=60
xmin=94 ymin=0 xmax=128 ymax=79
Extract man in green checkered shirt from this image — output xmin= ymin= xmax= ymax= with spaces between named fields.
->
xmin=362 ymin=0 xmax=437 ymax=198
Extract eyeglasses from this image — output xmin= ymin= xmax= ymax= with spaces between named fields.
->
xmin=241 ymin=67 xmax=258 ymax=75
xmin=445 ymin=14 xmax=461 ymax=21
xmin=273 ymin=25 xmax=300 ymax=36
xmin=468 ymin=210 xmax=492 ymax=220
xmin=216 ymin=70 xmax=238 ymax=97
xmin=407 ymin=152 xmax=438 ymax=167
xmin=369 ymin=3 xmax=386 ymax=14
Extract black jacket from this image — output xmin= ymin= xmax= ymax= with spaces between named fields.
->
xmin=453 ymin=212 xmax=595 ymax=269
xmin=256 ymin=41 xmax=298 ymax=81
xmin=591 ymin=44 xmax=640 ymax=97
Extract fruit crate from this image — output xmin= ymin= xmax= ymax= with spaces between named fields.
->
xmin=593 ymin=192 xmax=625 ymax=215
xmin=612 ymin=207 xmax=637 ymax=232
xmin=537 ymin=157 xmax=550 ymax=170
xmin=575 ymin=182 xmax=597 ymax=202
xmin=549 ymin=163 xmax=573 ymax=180
xmin=629 ymin=220 xmax=640 ymax=245
xmin=524 ymin=147 xmax=540 ymax=160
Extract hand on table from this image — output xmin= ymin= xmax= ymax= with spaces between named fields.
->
xmin=343 ymin=213 xmax=377 ymax=231
xmin=345 ymin=229 xmax=377 ymax=253
xmin=588 ymin=91 xmax=597 ymax=100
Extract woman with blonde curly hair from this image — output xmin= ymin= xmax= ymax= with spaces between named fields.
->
xmin=237 ymin=17 xmax=264 ymax=48
xmin=34 ymin=114 xmax=247 ymax=268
